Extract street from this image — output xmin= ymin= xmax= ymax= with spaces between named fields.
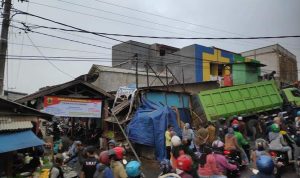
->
xmin=141 ymin=158 xmax=299 ymax=178
xmin=0 ymin=0 xmax=300 ymax=177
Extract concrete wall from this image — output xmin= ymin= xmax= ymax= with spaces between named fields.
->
xmin=241 ymin=44 xmax=297 ymax=83
xmin=166 ymin=45 xmax=196 ymax=83
xmin=112 ymin=41 xmax=150 ymax=70
xmin=92 ymin=70 xmax=170 ymax=92
xmin=112 ymin=41 xmax=179 ymax=73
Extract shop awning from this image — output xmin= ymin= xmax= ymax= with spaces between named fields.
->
xmin=0 ymin=130 xmax=45 ymax=153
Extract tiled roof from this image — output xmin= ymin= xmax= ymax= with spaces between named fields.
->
xmin=0 ymin=119 xmax=32 ymax=131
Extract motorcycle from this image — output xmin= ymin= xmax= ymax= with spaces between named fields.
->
xmin=223 ymin=150 xmax=243 ymax=168
xmin=269 ymin=150 xmax=286 ymax=178
xmin=226 ymin=159 xmax=240 ymax=178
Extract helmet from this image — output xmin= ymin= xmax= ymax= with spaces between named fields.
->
xmin=108 ymin=146 xmax=125 ymax=160
xmin=238 ymin=116 xmax=243 ymax=121
xmin=171 ymin=136 xmax=181 ymax=147
xmin=108 ymin=139 xmax=117 ymax=146
xmin=177 ymin=154 xmax=193 ymax=171
xmin=99 ymin=151 xmax=110 ymax=165
xmin=297 ymin=111 xmax=300 ymax=116
xmin=256 ymin=155 xmax=274 ymax=175
xmin=212 ymin=140 xmax=224 ymax=148
xmin=255 ymin=139 xmax=268 ymax=151
xmin=126 ymin=161 xmax=141 ymax=177
xmin=271 ymin=124 xmax=280 ymax=133
xmin=160 ymin=159 xmax=172 ymax=174
xmin=232 ymin=119 xmax=239 ymax=126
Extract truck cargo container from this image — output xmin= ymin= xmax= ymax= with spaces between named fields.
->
xmin=193 ymin=80 xmax=300 ymax=122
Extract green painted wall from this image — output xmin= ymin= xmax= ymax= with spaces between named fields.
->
xmin=232 ymin=54 xmax=261 ymax=85
xmin=233 ymin=63 xmax=260 ymax=85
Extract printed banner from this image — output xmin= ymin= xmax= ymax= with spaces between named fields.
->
xmin=43 ymin=96 xmax=102 ymax=118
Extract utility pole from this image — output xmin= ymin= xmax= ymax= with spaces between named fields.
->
xmin=134 ymin=53 xmax=138 ymax=89
xmin=0 ymin=0 xmax=12 ymax=95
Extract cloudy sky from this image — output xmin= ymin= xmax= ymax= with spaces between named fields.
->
xmin=3 ymin=0 xmax=300 ymax=93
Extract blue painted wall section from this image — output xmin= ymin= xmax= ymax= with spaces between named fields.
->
xmin=144 ymin=91 xmax=190 ymax=108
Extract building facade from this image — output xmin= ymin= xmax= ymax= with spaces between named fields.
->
xmin=112 ymin=40 xmax=179 ymax=72
xmin=241 ymin=44 xmax=298 ymax=84
xmin=112 ymin=41 xmax=262 ymax=86
xmin=88 ymin=64 xmax=172 ymax=92
xmin=165 ymin=44 xmax=261 ymax=85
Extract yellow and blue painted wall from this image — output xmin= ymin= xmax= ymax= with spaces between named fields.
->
xmin=195 ymin=44 xmax=234 ymax=82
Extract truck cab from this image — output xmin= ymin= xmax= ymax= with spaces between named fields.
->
xmin=282 ymin=88 xmax=300 ymax=108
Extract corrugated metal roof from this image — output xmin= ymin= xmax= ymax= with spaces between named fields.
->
xmin=0 ymin=120 xmax=32 ymax=131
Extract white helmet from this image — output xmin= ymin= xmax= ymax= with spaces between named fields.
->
xmin=171 ymin=136 xmax=181 ymax=147
xmin=212 ymin=140 xmax=224 ymax=148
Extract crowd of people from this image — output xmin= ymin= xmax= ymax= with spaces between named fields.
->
xmin=50 ymin=138 xmax=142 ymax=178
xmin=47 ymin=111 xmax=300 ymax=178
xmin=161 ymin=113 xmax=300 ymax=178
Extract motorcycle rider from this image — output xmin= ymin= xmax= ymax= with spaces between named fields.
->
xmin=158 ymin=159 xmax=181 ymax=178
xmin=93 ymin=151 xmax=114 ymax=178
xmin=216 ymin=117 xmax=228 ymax=142
xmin=232 ymin=125 xmax=250 ymax=165
xmin=126 ymin=161 xmax=142 ymax=178
xmin=250 ymin=155 xmax=275 ymax=178
xmin=176 ymin=154 xmax=193 ymax=178
xmin=211 ymin=140 xmax=238 ymax=176
xmin=251 ymin=138 xmax=270 ymax=169
xmin=109 ymin=146 xmax=128 ymax=178
xmin=224 ymin=128 xmax=240 ymax=152
xmin=170 ymin=136 xmax=184 ymax=169
xmin=268 ymin=123 xmax=292 ymax=162
xmin=198 ymin=148 xmax=225 ymax=178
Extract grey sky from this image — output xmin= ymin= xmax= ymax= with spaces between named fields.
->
xmin=3 ymin=0 xmax=300 ymax=93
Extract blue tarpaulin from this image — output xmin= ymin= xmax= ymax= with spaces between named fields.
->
xmin=0 ymin=130 xmax=45 ymax=153
xmin=127 ymin=98 xmax=181 ymax=161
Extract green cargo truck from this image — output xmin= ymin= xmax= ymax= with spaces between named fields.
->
xmin=194 ymin=80 xmax=300 ymax=122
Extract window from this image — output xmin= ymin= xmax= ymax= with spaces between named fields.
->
xmin=159 ymin=49 xmax=166 ymax=56
xmin=291 ymin=89 xmax=300 ymax=97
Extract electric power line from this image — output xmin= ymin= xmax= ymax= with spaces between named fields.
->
xmin=26 ymin=24 xmax=300 ymax=40
xmin=26 ymin=1 xmax=277 ymax=48
xmin=5 ymin=57 xmax=300 ymax=74
xmin=8 ymin=15 xmax=299 ymax=78
xmin=25 ymin=33 xmax=75 ymax=79
xmin=93 ymin=0 xmax=300 ymax=49
xmin=9 ymin=23 xmax=299 ymax=74
xmin=54 ymin=0 xmax=263 ymax=47
xmin=13 ymin=10 xmax=298 ymax=70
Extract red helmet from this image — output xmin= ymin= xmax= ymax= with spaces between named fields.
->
xmin=231 ymin=119 xmax=239 ymax=126
xmin=99 ymin=151 xmax=110 ymax=165
xmin=177 ymin=154 xmax=193 ymax=171
xmin=109 ymin=146 xmax=125 ymax=160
